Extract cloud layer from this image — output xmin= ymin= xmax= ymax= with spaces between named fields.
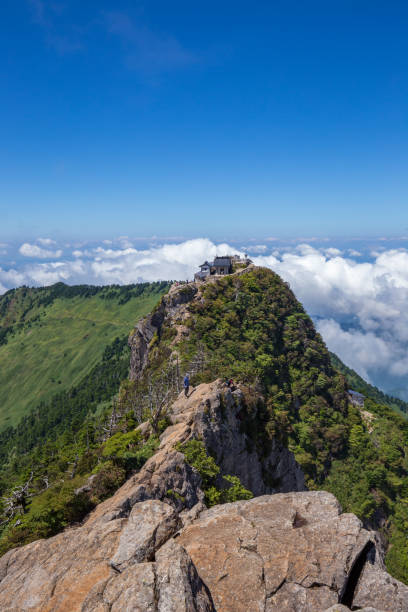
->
xmin=2 ymin=237 xmax=408 ymax=398
xmin=254 ymin=245 xmax=408 ymax=397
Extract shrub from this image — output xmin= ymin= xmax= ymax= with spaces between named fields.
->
xmin=90 ymin=463 xmax=126 ymax=502
xmin=177 ymin=439 xmax=253 ymax=507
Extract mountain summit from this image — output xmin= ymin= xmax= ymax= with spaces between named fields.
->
xmin=1 ymin=267 xmax=408 ymax=611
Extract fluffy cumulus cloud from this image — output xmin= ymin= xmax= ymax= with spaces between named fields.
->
xmin=89 ymin=239 xmax=239 ymax=284
xmin=252 ymin=245 xmax=408 ymax=397
xmin=3 ymin=237 xmax=408 ymax=397
xmin=1 ymin=238 xmax=241 ymax=290
xmin=19 ymin=242 xmax=63 ymax=259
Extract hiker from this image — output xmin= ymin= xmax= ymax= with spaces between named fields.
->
xmin=183 ymin=373 xmax=190 ymax=397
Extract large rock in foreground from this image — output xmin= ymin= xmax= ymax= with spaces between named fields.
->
xmin=179 ymin=491 xmax=408 ymax=612
xmin=1 ymin=491 xmax=407 ymax=611
xmin=0 ymin=381 xmax=407 ymax=611
xmin=0 ymin=499 xmax=215 ymax=612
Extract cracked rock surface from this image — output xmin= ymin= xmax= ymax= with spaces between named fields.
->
xmin=1 ymin=492 xmax=408 ymax=612
xmin=0 ymin=381 xmax=408 ymax=611
xmin=178 ymin=492 xmax=408 ymax=612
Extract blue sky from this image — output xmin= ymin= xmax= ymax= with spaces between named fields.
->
xmin=1 ymin=1 xmax=408 ymax=241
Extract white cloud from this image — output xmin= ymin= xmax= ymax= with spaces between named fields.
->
xmin=117 ymin=236 xmax=134 ymax=249
xmin=4 ymin=237 xmax=408 ymax=398
xmin=242 ymin=245 xmax=268 ymax=254
xmin=89 ymin=239 xmax=240 ymax=284
xmin=323 ymin=247 xmax=343 ymax=257
xmin=0 ymin=267 xmax=26 ymax=292
xmin=24 ymin=260 xmax=86 ymax=286
xmin=3 ymin=238 xmax=241 ymax=290
xmin=315 ymin=319 xmax=393 ymax=381
xmin=37 ymin=238 xmax=56 ymax=246
xmin=19 ymin=243 xmax=63 ymax=259
xmin=252 ymin=246 xmax=408 ymax=396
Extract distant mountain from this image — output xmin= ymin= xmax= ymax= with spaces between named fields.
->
xmin=330 ymin=351 xmax=408 ymax=416
xmin=0 ymin=281 xmax=170 ymax=430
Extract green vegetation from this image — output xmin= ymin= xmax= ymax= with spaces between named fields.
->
xmin=0 ymin=425 xmax=160 ymax=555
xmin=178 ymin=268 xmax=408 ymax=582
xmin=0 ymin=334 xmax=130 ymax=467
xmin=0 ymin=282 xmax=169 ymax=554
xmin=177 ymin=439 xmax=253 ymax=506
xmin=102 ymin=430 xmax=160 ymax=472
xmin=0 ymin=331 xmax=161 ymax=555
xmin=2 ymin=269 xmax=408 ymax=585
xmin=325 ymin=356 xmax=408 ymax=583
xmin=0 ymin=282 xmax=169 ymax=429
xmin=181 ymin=268 xmax=349 ymax=483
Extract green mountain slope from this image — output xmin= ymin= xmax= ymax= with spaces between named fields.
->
xmin=0 ymin=282 xmax=170 ymax=430
xmin=1 ymin=269 xmax=408 ymax=584
xmin=330 ymin=351 xmax=408 ymax=416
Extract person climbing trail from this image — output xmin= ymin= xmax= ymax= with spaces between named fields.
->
xmin=183 ymin=373 xmax=190 ymax=397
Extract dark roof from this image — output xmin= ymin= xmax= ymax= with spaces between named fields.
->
xmin=348 ymin=390 xmax=365 ymax=398
xmin=199 ymin=261 xmax=211 ymax=268
xmin=213 ymin=257 xmax=232 ymax=267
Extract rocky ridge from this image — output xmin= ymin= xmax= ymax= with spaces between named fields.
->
xmin=128 ymin=281 xmax=198 ymax=382
xmin=1 ymin=276 xmax=408 ymax=611
xmin=128 ymin=265 xmax=255 ymax=382
xmin=0 ymin=379 xmax=407 ymax=611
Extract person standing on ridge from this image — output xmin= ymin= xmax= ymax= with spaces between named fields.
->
xmin=183 ymin=373 xmax=190 ymax=397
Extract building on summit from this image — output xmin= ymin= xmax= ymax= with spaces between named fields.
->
xmin=197 ymin=261 xmax=212 ymax=279
xmin=212 ymin=256 xmax=233 ymax=275
xmin=194 ymin=254 xmax=252 ymax=281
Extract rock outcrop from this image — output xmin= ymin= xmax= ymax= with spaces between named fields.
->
xmin=171 ymin=381 xmax=305 ymax=496
xmin=0 ymin=498 xmax=215 ymax=612
xmin=1 ymin=488 xmax=407 ymax=611
xmin=87 ymin=379 xmax=305 ymax=520
xmin=128 ymin=282 xmax=198 ymax=381
xmin=178 ymin=491 xmax=408 ymax=612
xmin=324 ymin=606 xmax=380 ymax=612
xmin=1 ymin=381 xmax=408 ymax=611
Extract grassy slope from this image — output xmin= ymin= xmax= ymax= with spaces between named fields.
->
xmin=0 ymin=284 xmax=169 ymax=430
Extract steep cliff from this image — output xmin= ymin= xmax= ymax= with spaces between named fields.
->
xmin=128 ymin=281 xmax=198 ymax=381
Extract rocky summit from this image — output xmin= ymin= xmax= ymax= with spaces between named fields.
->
xmin=1 ymin=268 xmax=408 ymax=611
xmin=0 ymin=380 xmax=407 ymax=611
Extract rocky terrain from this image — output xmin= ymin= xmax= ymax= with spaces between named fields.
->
xmin=2 ymin=271 xmax=408 ymax=610
xmin=0 ymin=379 xmax=407 ymax=611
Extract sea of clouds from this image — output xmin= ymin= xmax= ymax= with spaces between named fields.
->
xmin=1 ymin=237 xmax=408 ymax=399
